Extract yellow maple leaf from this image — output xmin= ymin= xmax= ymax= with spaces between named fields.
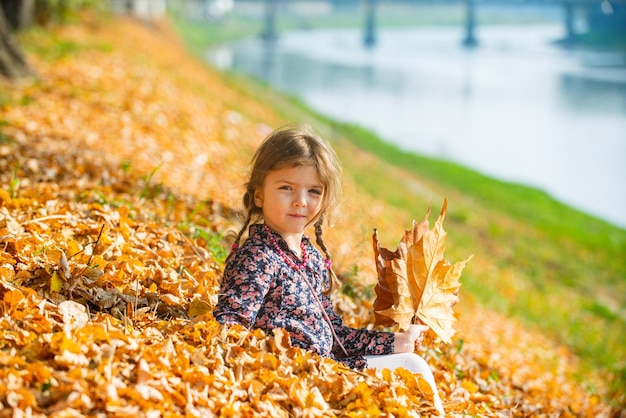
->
xmin=373 ymin=199 xmax=473 ymax=343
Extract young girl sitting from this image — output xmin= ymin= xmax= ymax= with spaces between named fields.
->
xmin=213 ymin=124 xmax=444 ymax=414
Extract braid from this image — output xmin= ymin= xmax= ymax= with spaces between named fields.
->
xmin=314 ymin=217 xmax=340 ymax=295
xmin=225 ymin=190 xmax=256 ymax=264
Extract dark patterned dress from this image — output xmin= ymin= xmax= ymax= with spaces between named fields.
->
xmin=213 ymin=224 xmax=395 ymax=370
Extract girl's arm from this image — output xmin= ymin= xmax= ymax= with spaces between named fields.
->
xmin=321 ymin=295 xmax=395 ymax=358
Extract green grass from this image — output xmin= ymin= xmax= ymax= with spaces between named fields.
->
xmin=9 ymin=4 xmax=624 ymax=406
xmin=170 ymin=15 xmax=264 ymax=52
xmin=332 ymin=123 xmax=626 ymax=398
xmin=18 ymin=26 xmax=113 ymax=61
xmin=169 ymin=11 xmax=626 ymax=404
xmin=195 ymin=61 xmax=626 ymax=404
xmin=332 ymin=123 xmax=624 ymax=245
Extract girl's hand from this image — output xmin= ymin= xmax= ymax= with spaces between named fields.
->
xmin=393 ymin=324 xmax=429 ymax=353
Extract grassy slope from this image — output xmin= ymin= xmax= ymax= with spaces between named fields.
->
xmin=170 ymin=12 xmax=626 ymax=400
xmin=234 ymin=73 xmax=626 ymax=397
xmin=7 ymin=11 xmax=624 ymax=409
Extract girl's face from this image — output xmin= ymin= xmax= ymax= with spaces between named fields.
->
xmin=254 ymin=165 xmax=324 ymax=248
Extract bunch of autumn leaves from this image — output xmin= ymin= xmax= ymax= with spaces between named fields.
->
xmin=372 ymin=200 xmax=473 ymax=344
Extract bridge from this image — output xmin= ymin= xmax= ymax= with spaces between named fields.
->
xmin=253 ymin=0 xmax=626 ymax=48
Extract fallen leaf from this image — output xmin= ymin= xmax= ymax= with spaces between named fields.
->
xmin=58 ymin=250 xmax=71 ymax=280
xmin=187 ymin=298 xmax=212 ymax=318
xmin=373 ymin=199 xmax=473 ymax=343
xmin=58 ymin=300 xmax=89 ymax=333
xmin=50 ymin=271 xmax=64 ymax=292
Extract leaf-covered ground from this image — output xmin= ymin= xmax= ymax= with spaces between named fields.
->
xmin=0 ymin=16 xmax=619 ymax=417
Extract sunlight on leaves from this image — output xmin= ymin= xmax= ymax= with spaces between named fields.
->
xmin=373 ymin=199 xmax=473 ymax=342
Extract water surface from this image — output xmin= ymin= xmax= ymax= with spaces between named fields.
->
xmin=208 ymin=25 xmax=626 ymax=228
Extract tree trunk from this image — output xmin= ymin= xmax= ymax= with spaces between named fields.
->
xmin=0 ymin=3 xmax=34 ymax=80
xmin=1 ymin=0 xmax=34 ymax=30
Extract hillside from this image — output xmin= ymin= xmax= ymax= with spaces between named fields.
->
xmin=0 ymin=15 xmax=621 ymax=416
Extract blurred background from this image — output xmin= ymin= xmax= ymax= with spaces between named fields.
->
xmin=119 ymin=0 xmax=626 ymax=229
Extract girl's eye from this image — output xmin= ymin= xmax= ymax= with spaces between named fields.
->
xmin=310 ymin=189 xmax=323 ymax=195
xmin=279 ymin=185 xmax=292 ymax=191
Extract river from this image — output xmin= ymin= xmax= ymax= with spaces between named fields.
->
xmin=206 ymin=24 xmax=626 ymax=228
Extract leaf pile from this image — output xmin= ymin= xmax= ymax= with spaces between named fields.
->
xmin=0 ymin=282 xmax=442 ymax=417
xmin=373 ymin=200 xmax=473 ymax=343
xmin=0 ymin=15 xmax=617 ymax=417
xmin=0 ymin=127 xmax=443 ymax=416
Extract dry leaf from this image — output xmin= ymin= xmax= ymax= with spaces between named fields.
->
xmin=187 ymin=298 xmax=212 ymax=318
xmin=58 ymin=300 xmax=89 ymax=333
xmin=83 ymin=266 xmax=104 ymax=281
xmin=0 ymin=15 xmax=613 ymax=417
xmin=50 ymin=271 xmax=64 ymax=292
xmin=58 ymin=251 xmax=71 ymax=280
xmin=373 ymin=199 xmax=473 ymax=343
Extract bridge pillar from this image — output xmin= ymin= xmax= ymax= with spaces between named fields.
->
xmin=262 ymin=0 xmax=278 ymax=41
xmin=364 ymin=0 xmax=377 ymax=48
xmin=563 ymin=2 xmax=576 ymax=44
xmin=462 ymin=0 xmax=478 ymax=48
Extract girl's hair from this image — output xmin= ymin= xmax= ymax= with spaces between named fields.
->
xmin=229 ymin=124 xmax=343 ymax=294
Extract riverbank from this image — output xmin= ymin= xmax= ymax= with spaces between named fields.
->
xmin=1 ymin=12 xmax=623 ymax=413
xmin=205 ymin=24 xmax=626 ymax=228
xmin=226 ymin=66 xmax=626 ymax=401
xmin=171 ymin=10 xmax=626 ymax=405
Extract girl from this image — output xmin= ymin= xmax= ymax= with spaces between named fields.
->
xmin=213 ymin=124 xmax=444 ymax=414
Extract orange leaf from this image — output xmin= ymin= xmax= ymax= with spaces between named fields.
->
xmin=373 ymin=199 xmax=472 ymax=343
xmin=3 ymin=289 xmax=24 ymax=314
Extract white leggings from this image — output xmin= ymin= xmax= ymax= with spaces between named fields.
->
xmin=366 ymin=353 xmax=444 ymax=414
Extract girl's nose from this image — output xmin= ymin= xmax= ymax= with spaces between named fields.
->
xmin=293 ymin=192 xmax=307 ymax=207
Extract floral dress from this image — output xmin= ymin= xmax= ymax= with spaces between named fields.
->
xmin=213 ymin=224 xmax=395 ymax=370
